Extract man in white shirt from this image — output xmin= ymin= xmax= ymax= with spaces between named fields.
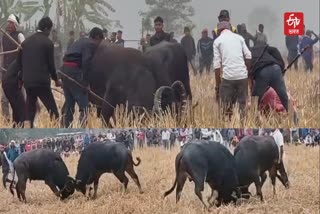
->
xmin=272 ymin=129 xmax=284 ymax=162
xmin=213 ymin=21 xmax=252 ymax=120
xmin=161 ymin=129 xmax=171 ymax=150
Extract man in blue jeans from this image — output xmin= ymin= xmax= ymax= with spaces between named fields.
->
xmin=250 ymin=45 xmax=289 ymax=112
xmin=61 ymin=27 xmax=103 ymax=128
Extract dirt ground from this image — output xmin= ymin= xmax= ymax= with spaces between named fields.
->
xmin=0 ymin=145 xmax=319 ymax=214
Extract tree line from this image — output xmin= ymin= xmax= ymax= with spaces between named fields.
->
xmin=0 ymin=0 xmax=196 ymax=38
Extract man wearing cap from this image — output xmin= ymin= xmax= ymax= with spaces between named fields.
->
xmin=150 ymin=16 xmax=170 ymax=47
xmin=197 ymin=28 xmax=213 ymax=74
xmin=213 ymin=21 xmax=252 ymax=120
xmin=0 ymin=14 xmax=25 ymax=121
xmin=181 ymin=27 xmax=196 ymax=64
xmin=212 ymin=10 xmax=237 ymax=41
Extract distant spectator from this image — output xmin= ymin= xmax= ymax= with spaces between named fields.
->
xmin=115 ymin=30 xmax=125 ymax=47
xmin=67 ymin=30 xmax=75 ymax=51
xmin=299 ymin=30 xmax=319 ymax=72
xmin=180 ymin=27 xmax=196 ymax=63
xmin=254 ymin=24 xmax=267 ymax=47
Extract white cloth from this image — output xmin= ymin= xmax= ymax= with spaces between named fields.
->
xmin=304 ymin=135 xmax=313 ymax=145
xmin=201 ymin=128 xmax=212 ymax=139
xmin=212 ymin=130 xmax=224 ymax=144
xmin=272 ymin=129 xmax=284 ymax=163
xmin=213 ymin=29 xmax=252 ymax=80
xmin=18 ymin=33 xmax=25 ymax=43
xmin=7 ymin=14 xmax=19 ymax=29
xmin=162 ymin=130 xmax=170 ymax=140
xmin=106 ymin=133 xmax=115 ymax=141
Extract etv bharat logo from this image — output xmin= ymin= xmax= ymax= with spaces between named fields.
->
xmin=284 ymin=12 xmax=304 ymax=36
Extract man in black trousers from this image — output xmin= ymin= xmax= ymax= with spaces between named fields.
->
xmin=17 ymin=16 xmax=61 ymax=128
xmin=250 ymin=45 xmax=289 ymax=112
xmin=2 ymin=60 xmax=25 ymax=127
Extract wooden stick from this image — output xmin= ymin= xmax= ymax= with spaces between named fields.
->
xmin=0 ymin=28 xmax=22 ymax=49
xmin=0 ymin=47 xmax=19 ymax=56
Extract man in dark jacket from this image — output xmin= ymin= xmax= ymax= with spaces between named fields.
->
xmin=0 ymin=144 xmax=11 ymax=188
xmin=250 ymin=45 xmax=289 ymax=112
xmin=17 ymin=17 xmax=61 ymax=128
xmin=181 ymin=27 xmax=196 ymax=63
xmin=285 ymin=35 xmax=299 ymax=71
xmin=150 ymin=16 xmax=170 ymax=46
xmin=61 ymin=27 xmax=103 ymax=128
xmin=197 ymin=29 xmax=213 ymax=74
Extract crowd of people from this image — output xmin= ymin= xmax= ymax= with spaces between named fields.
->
xmin=0 ymin=10 xmax=318 ymax=128
xmin=0 ymin=128 xmax=319 ymax=162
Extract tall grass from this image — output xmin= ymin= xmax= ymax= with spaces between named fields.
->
xmin=0 ymin=67 xmax=318 ymax=128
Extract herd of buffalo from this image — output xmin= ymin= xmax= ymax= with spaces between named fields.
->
xmin=88 ymin=41 xmax=192 ymax=125
xmin=2 ymin=135 xmax=290 ymax=210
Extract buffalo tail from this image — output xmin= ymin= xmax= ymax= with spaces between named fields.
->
xmin=132 ymin=156 xmax=141 ymax=166
xmin=163 ymin=153 xmax=183 ymax=198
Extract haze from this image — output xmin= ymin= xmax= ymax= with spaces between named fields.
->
xmin=28 ymin=0 xmax=320 ymax=50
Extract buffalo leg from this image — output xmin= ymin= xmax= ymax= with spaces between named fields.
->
xmin=253 ymin=175 xmax=264 ymax=202
xmin=269 ymin=165 xmax=277 ymax=196
xmin=16 ymin=176 xmax=28 ymax=203
xmin=207 ymin=182 xmax=216 ymax=207
xmin=125 ymin=166 xmax=143 ymax=194
xmin=260 ymin=172 xmax=268 ymax=188
xmin=193 ymin=175 xmax=209 ymax=210
xmin=45 ymin=178 xmax=60 ymax=198
xmin=175 ymin=172 xmax=187 ymax=203
xmin=2 ymin=172 xmax=8 ymax=188
xmin=113 ymin=171 xmax=129 ymax=193
xmin=92 ymin=173 xmax=102 ymax=199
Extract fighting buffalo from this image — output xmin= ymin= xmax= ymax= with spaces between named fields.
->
xmin=163 ymin=140 xmax=240 ymax=210
xmin=88 ymin=41 xmax=190 ymax=126
xmin=75 ymin=142 xmax=143 ymax=198
xmin=9 ymin=149 xmax=76 ymax=202
xmin=234 ymin=135 xmax=290 ymax=201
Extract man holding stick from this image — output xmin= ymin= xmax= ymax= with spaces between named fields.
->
xmin=0 ymin=14 xmax=25 ymax=122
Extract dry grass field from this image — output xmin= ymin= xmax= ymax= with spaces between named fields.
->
xmin=0 ymin=66 xmax=319 ymax=128
xmin=0 ymin=145 xmax=319 ymax=214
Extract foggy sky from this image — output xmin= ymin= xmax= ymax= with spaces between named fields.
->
xmin=28 ymin=0 xmax=319 ymax=50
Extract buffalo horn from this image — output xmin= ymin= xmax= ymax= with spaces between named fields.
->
xmin=171 ymin=81 xmax=187 ymax=116
xmin=153 ymin=86 xmax=173 ymax=113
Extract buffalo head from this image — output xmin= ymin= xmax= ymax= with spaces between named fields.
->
xmin=276 ymin=161 xmax=290 ymax=189
xmin=153 ymin=80 xmax=187 ymax=119
xmin=75 ymin=179 xmax=87 ymax=195
xmin=60 ymin=175 xmax=76 ymax=200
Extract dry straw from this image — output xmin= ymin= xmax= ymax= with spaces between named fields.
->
xmin=0 ymin=66 xmax=318 ymax=128
xmin=0 ymin=146 xmax=319 ymax=214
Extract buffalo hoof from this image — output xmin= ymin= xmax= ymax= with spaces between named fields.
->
xmin=139 ymin=190 xmax=144 ymax=194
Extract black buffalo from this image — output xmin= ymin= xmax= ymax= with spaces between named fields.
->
xmin=88 ymin=42 xmax=189 ymax=126
xmin=75 ymin=142 xmax=143 ymax=199
xmin=144 ymin=41 xmax=192 ymax=101
xmin=234 ymin=135 xmax=290 ymax=201
xmin=163 ymin=140 xmax=240 ymax=210
xmin=9 ymin=149 xmax=75 ymax=202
